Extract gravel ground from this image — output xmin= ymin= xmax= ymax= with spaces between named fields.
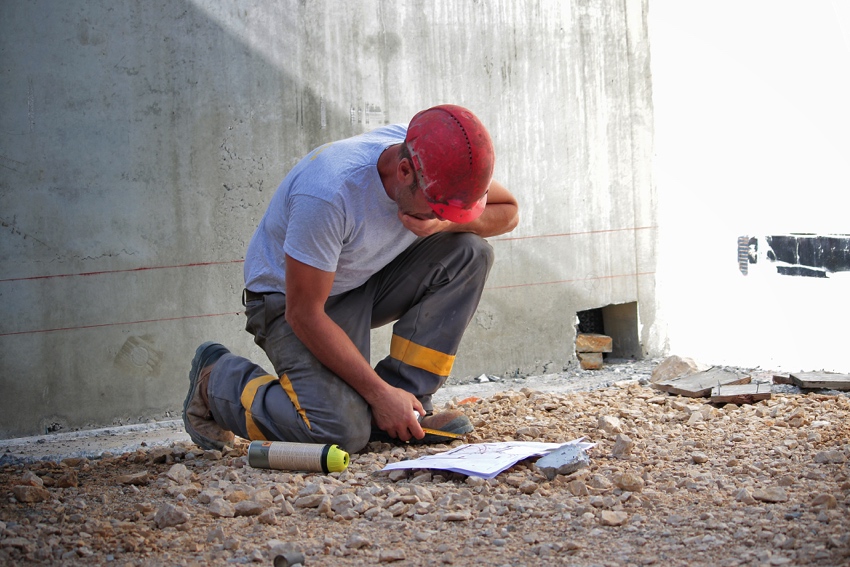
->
xmin=1 ymin=359 xmax=849 ymax=566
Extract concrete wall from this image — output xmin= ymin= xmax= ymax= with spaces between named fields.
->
xmin=0 ymin=0 xmax=656 ymax=438
xmin=650 ymin=1 xmax=850 ymax=373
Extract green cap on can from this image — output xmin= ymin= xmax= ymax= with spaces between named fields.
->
xmin=325 ymin=444 xmax=350 ymax=473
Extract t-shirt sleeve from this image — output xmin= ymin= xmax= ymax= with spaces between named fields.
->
xmin=283 ymin=194 xmax=346 ymax=273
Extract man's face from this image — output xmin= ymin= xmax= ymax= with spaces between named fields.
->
xmin=396 ymin=180 xmax=439 ymax=221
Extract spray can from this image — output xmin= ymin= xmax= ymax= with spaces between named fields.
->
xmin=247 ymin=441 xmax=349 ymax=473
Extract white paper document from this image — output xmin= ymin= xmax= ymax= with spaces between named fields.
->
xmin=381 ymin=439 xmax=594 ymax=479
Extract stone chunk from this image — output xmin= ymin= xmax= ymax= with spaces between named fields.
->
xmin=691 ymin=452 xmax=709 ymax=464
xmin=57 ymin=470 xmax=79 ymax=488
xmin=535 ymin=444 xmax=591 ymax=480
xmin=811 ymin=494 xmax=837 ymax=509
xmin=650 ymin=355 xmax=701 ymax=384
xmin=611 ymin=434 xmax=634 ymax=458
xmin=154 ymin=503 xmax=190 ymax=528
xmin=208 ymin=498 xmax=235 ymax=518
xmin=753 ymin=487 xmax=788 ymax=503
xmin=597 ymin=415 xmax=623 ymax=434
xmin=234 ymin=500 xmax=266 ymax=517
xmin=379 ymin=549 xmax=407 ymax=562
xmin=440 ymin=511 xmax=471 ymax=521
xmin=600 ymin=510 xmax=629 ymax=526
xmin=735 ymin=488 xmax=756 ymax=504
xmin=814 ymin=450 xmax=846 ymax=464
xmin=21 ymin=470 xmax=43 ymax=486
xmin=12 ymin=485 xmax=50 ymax=503
xmin=613 ymin=472 xmax=644 ymax=493
xmin=589 ymin=474 xmax=613 ymax=490
xmin=165 ymin=463 xmax=192 ymax=484
xmin=116 ymin=472 xmax=150 ymax=486
xmin=294 ymin=494 xmax=325 ymax=508
xmin=346 ymin=534 xmax=372 ymax=549
xmin=576 ymin=333 xmax=613 ymax=353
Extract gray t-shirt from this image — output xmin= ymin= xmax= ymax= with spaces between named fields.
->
xmin=244 ymin=125 xmax=418 ymax=296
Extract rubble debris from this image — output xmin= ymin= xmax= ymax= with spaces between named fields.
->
xmin=710 ymin=383 xmax=772 ymax=404
xmin=650 ymin=355 xmax=703 ymax=384
xmin=652 ymin=367 xmax=750 ymax=397
xmin=790 ymin=372 xmax=850 ymax=391
xmin=1 ymin=365 xmax=849 ymax=567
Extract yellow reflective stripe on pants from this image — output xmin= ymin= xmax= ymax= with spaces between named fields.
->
xmin=390 ymin=334 xmax=455 ymax=377
xmin=279 ymin=373 xmax=311 ymax=430
xmin=240 ymin=375 xmax=278 ymax=440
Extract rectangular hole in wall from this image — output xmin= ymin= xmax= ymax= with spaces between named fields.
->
xmin=576 ymin=302 xmax=641 ymax=360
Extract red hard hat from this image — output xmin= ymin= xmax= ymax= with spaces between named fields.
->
xmin=405 ymin=105 xmax=495 ymax=223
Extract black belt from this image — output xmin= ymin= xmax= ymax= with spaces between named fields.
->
xmin=242 ymin=289 xmax=276 ymax=306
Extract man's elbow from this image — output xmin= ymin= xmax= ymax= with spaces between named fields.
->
xmin=285 ymin=304 xmax=308 ymax=335
xmin=505 ymin=209 xmax=520 ymax=233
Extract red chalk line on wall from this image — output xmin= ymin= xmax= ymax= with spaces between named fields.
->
xmin=0 ymin=227 xmax=657 ymax=336
xmin=0 ymin=312 xmax=245 ymax=338
xmin=0 ymin=260 xmax=245 ymax=284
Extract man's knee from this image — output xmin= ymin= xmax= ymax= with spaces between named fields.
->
xmin=452 ymin=232 xmax=494 ymax=275
xmin=307 ymin=416 xmax=371 ymax=454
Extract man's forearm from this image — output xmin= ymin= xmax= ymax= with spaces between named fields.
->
xmin=449 ymin=179 xmax=519 ymax=238
xmin=287 ymin=308 xmax=389 ymax=405
xmin=448 ymin=201 xmax=519 ymax=238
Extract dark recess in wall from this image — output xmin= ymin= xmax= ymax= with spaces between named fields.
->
xmin=766 ymin=234 xmax=850 ymax=278
xmin=576 ymin=302 xmax=642 ymax=360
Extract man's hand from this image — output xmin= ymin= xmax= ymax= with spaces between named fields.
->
xmin=368 ymin=385 xmax=426 ymax=442
xmin=402 ymin=180 xmax=519 ymax=239
xmin=398 ymin=211 xmax=453 ymax=237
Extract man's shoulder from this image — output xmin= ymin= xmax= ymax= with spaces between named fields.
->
xmin=362 ymin=123 xmax=407 ymax=140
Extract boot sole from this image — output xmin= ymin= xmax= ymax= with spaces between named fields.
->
xmin=183 ymin=342 xmax=230 ymax=450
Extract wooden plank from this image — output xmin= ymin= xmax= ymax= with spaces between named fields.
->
xmin=652 ymin=367 xmax=750 ymax=397
xmin=772 ymin=374 xmax=793 ymax=385
xmin=575 ymin=333 xmax=613 ymax=353
xmin=578 ymin=352 xmax=603 ymax=370
xmin=710 ymin=383 xmax=772 ymax=404
xmin=790 ymin=372 xmax=850 ymax=390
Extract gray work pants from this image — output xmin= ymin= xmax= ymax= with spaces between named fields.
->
xmin=207 ymin=232 xmax=494 ymax=453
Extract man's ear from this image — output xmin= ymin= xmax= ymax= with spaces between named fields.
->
xmin=397 ymin=157 xmax=416 ymax=185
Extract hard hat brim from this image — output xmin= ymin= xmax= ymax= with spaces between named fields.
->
xmin=427 ymin=192 xmax=487 ymax=224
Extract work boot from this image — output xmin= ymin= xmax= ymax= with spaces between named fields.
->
xmin=370 ymin=409 xmax=473 ymax=445
xmin=417 ymin=409 xmax=474 ymax=444
xmin=183 ymin=342 xmax=235 ymax=451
